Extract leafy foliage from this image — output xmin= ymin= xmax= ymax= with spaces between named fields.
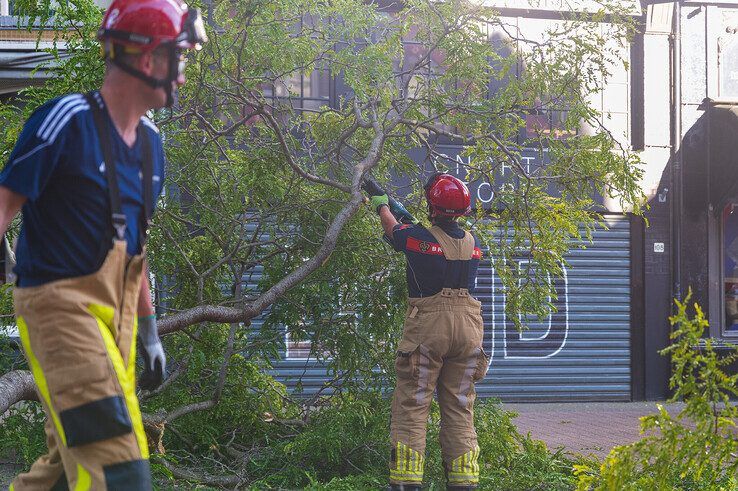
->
xmin=0 ymin=0 xmax=645 ymax=486
xmin=0 ymin=402 xmax=46 ymax=467
xmin=575 ymin=292 xmax=738 ymax=490
xmin=153 ymin=395 xmax=579 ymax=490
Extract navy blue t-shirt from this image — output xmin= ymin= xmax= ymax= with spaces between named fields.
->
xmin=0 ymin=92 xmax=166 ymax=287
xmin=391 ymin=221 xmax=482 ymax=298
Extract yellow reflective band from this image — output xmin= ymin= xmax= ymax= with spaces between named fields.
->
xmin=87 ymin=304 xmax=149 ymax=459
xmin=10 ymin=483 xmax=14 ymax=491
xmin=390 ymin=442 xmax=424 ymax=483
xmin=448 ymin=446 xmax=481 ymax=484
xmin=17 ymin=316 xmax=67 ymax=446
xmin=389 ymin=473 xmax=423 ymax=482
xmin=75 ymin=463 xmax=91 ymax=491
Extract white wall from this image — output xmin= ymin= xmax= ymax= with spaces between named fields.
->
xmin=637 ymin=3 xmax=674 ymax=205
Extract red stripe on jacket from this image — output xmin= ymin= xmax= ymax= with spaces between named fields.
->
xmin=406 ymin=237 xmax=484 ymax=260
xmin=406 ymin=237 xmax=445 ymax=255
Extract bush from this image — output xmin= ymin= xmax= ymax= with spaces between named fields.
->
xmin=0 ymin=369 xmax=581 ymax=490
xmin=0 ymin=402 xmax=46 ymax=467
xmin=225 ymin=394 xmax=577 ymax=490
xmin=575 ymin=292 xmax=738 ymax=490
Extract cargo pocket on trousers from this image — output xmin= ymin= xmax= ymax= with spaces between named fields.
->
xmin=47 ymin=357 xmax=133 ymax=448
xmin=472 ymin=346 xmax=490 ymax=382
xmin=395 ymin=339 xmax=421 ymax=382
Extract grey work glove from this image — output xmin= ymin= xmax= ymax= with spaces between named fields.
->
xmin=138 ymin=315 xmax=166 ymax=391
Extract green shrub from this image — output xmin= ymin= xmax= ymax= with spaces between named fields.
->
xmin=148 ymin=388 xmax=579 ymax=489
xmin=239 ymin=394 xmax=577 ymax=490
xmin=575 ymin=292 xmax=738 ymax=490
xmin=0 ymin=402 xmax=46 ymax=466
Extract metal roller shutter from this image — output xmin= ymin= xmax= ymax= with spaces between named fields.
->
xmin=476 ymin=215 xmax=631 ymax=401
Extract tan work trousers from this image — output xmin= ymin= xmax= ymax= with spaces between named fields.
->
xmin=389 ymin=289 xmax=488 ymax=486
xmin=10 ymin=240 xmax=151 ymax=490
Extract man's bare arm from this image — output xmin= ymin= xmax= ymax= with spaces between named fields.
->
xmin=0 ymin=186 xmax=26 ymax=237
xmin=379 ymin=205 xmax=399 ymax=239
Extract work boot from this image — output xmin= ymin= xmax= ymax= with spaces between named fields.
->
xmin=388 ymin=484 xmax=422 ymax=491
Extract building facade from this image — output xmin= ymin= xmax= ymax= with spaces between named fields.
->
xmin=271 ymin=0 xmax=738 ymax=402
xmin=640 ymin=0 xmax=738 ymax=399
xmin=270 ymin=0 xmax=648 ymax=402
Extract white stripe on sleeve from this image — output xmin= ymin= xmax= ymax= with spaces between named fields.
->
xmin=36 ymin=94 xmax=84 ymax=139
xmin=40 ymin=100 xmax=88 ymax=141
xmin=46 ymin=103 xmax=90 ymax=143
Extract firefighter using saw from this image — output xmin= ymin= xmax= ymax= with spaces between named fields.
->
xmin=0 ymin=0 xmax=206 ymax=488
xmin=366 ymin=174 xmax=488 ymax=490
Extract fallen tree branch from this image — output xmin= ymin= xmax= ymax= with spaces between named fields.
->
xmin=0 ymin=370 xmax=37 ymax=414
xmin=159 ymin=459 xmax=243 ymax=488
xmin=158 ymin=125 xmax=386 ymax=337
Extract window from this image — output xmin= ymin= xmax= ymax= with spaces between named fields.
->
xmin=264 ymin=68 xmax=331 ymax=112
xmin=396 ymin=24 xmax=457 ymax=137
xmin=723 ymin=203 xmax=738 ymax=334
xmin=271 ymin=14 xmax=330 ymax=111
xmin=524 ymin=97 xmax=577 ymax=140
xmin=719 ymin=9 xmax=738 ymax=98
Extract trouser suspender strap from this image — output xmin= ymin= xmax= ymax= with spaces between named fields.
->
xmin=138 ymin=124 xmax=153 ymax=245
xmin=456 ymin=259 xmax=470 ymax=290
xmin=85 ymin=92 xmax=125 ymax=241
xmin=84 ymin=92 xmax=154 ymax=247
xmin=428 ymin=226 xmax=475 ymax=290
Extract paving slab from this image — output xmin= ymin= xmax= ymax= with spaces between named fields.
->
xmin=503 ymin=401 xmax=685 ymax=458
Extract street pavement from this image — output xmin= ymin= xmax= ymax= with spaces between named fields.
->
xmin=503 ymin=401 xmax=685 ymax=458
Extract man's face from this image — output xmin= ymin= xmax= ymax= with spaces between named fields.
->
xmin=146 ymin=47 xmax=187 ymax=108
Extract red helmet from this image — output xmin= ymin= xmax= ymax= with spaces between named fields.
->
xmin=424 ymin=173 xmax=471 ymax=217
xmin=98 ymin=0 xmax=207 ymax=53
xmin=98 ymin=0 xmax=207 ymax=107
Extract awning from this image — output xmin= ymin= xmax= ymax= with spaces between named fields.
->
xmin=706 ymin=101 xmax=738 ymax=210
xmin=0 ymin=49 xmax=67 ymax=94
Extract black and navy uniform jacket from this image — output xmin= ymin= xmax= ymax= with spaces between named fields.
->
xmin=0 ymin=92 xmax=166 ymax=287
xmin=390 ymin=221 xmax=483 ymax=298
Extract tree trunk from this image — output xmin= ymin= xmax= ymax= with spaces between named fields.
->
xmin=0 ymin=370 xmax=37 ymax=415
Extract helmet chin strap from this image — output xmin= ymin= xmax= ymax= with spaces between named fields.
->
xmin=110 ymin=55 xmax=177 ymax=107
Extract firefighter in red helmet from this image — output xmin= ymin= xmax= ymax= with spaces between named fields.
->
xmin=1 ymin=1 xmax=205 ymax=489
xmin=367 ymin=173 xmax=488 ymax=490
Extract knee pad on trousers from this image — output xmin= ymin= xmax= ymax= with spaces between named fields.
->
xmin=103 ymin=460 xmax=152 ymax=490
